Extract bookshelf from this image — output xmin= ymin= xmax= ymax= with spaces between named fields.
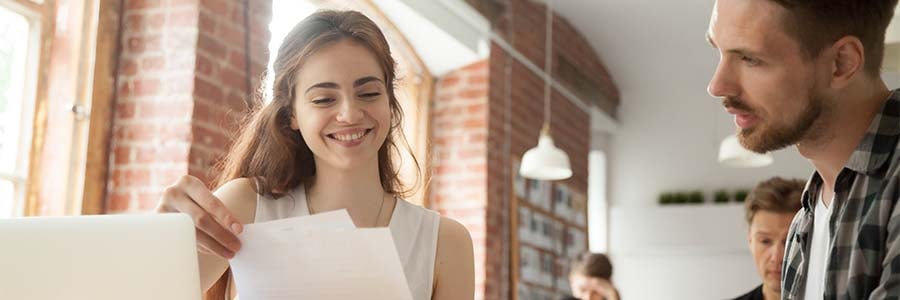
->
xmin=511 ymin=159 xmax=589 ymax=300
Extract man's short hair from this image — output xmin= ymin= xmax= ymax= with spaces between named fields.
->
xmin=745 ymin=177 xmax=805 ymax=224
xmin=570 ymin=252 xmax=613 ymax=279
xmin=768 ymin=0 xmax=898 ymax=76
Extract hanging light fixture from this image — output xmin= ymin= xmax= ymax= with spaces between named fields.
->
xmin=519 ymin=0 xmax=573 ymax=181
xmin=718 ymin=134 xmax=773 ymax=168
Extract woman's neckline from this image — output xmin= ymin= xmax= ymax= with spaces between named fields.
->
xmin=297 ymin=184 xmax=401 ymax=228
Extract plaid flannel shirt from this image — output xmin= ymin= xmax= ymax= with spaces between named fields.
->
xmin=782 ymin=90 xmax=900 ymax=300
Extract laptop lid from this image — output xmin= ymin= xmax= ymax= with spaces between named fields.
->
xmin=0 ymin=213 xmax=201 ymax=300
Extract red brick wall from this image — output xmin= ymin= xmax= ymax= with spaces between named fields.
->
xmin=430 ymin=1 xmax=615 ymax=299
xmin=107 ymin=0 xmax=270 ymax=212
xmin=189 ymin=0 xmax=271 ymax=184
xmin=495 ymin=0 xmax=619 ymax=116
xmin=430 ymin=59 xmax=490 ymax=299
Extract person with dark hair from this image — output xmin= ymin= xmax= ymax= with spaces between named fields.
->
xmin=565 ymin=252 xmax=620 ymax=300
xmin=733 ymin=177 xmax=804 ymax=300
xmin=154 ymin=10 xmax=474 ymax=300
xmin=706 ymin=0 xmax=900 ymax=298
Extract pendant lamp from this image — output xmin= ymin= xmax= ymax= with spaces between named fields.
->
xmin=717 ymin=134 xmax=773 ymax=168
xmin=519 ymin=0 xmax=573 ymax=181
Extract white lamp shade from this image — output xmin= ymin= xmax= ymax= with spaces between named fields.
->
xmin=520 ymin=133 xmax=573 ymax=181
xmin=718 ymin=134 xmax=773 ymax=168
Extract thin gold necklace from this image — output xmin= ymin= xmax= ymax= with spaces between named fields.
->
xmin=306 ymin=189 xmax=386 ymax=227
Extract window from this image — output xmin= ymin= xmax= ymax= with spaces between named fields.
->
xmin=0 ymin=1 xmax=40 ymax=218
xmin=588 ymin=150 xmax=608 ymax=253
xmin=264 ymin=0 xmax=316 ymax=100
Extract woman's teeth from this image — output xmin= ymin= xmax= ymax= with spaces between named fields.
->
xmin=333 ymin=131 xmax=366 ymax=141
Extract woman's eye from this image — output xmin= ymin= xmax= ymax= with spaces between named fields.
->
xmin=312 ymin=98 xmax=334 ymax=105
xmin=359 ymin=92 xmax=381 ymax=98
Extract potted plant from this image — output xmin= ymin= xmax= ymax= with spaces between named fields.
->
xmin=714 ymin=190 xmax=730 ymax=203
xmin=659 ymin=192 xmax=672 ymax=205
xmin=734 ymin=189 xmax=749 ymax=203
xmin=674 ymin=192 xmax=689 ymax=204
xmin=688 ymin=190 xmax=704 ymax=204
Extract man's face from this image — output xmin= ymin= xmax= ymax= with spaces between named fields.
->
xmin=748 ymin=211 xmax=795 ymax=295
xmin=707 ymin=0 xmax=832 ymax=153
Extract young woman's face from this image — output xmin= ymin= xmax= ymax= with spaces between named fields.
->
xmin=291 ymin=39 xmax=391 ymax=170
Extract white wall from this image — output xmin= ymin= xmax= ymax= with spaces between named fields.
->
xmin=609 ymin=204 xmax=760 ymax=299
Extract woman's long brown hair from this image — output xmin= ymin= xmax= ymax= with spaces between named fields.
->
xmin=205 ymin=10 xmax=419 ymax=299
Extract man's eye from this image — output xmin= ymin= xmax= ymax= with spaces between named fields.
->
xmin=741 ymin=56 xmax=760 ymax=66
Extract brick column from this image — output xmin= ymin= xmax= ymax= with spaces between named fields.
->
xmin=430 ymin=59 xmax=490 ymax=300
xmin=430 ymin=0 xmax=617 ymax=299
xmin=107 ymin=0 xmax=271 ymax=212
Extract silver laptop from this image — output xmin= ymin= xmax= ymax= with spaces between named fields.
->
xmin=0 ymin=213 xmax=201 ymax=300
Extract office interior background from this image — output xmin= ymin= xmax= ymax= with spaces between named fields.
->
xmin=3 ymin=0 xmax=900 ymax=299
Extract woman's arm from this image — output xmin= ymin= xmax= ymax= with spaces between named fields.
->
xmin=432 ymin=217 xmax=475 ymax=300
xmin=157 ymin=176 xmax=258 ymax=293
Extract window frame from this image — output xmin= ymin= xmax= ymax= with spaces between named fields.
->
xmin=0 ymin=0 xmax=47 ymax=217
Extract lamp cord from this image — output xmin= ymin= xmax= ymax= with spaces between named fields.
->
xmin=243 ymin=0 xmax=253 ymax=109
xmin=543 ymin=0 xmax=554 ymax=131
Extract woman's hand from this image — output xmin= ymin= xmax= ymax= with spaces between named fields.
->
xmin=587 ymin=278 xmax=619 ymax=300
xmin=156 ymin=175 xmax=244 ymax=258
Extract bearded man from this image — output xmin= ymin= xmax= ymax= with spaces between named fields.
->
xmin=706 ymin=0 xmax=900 ymax=299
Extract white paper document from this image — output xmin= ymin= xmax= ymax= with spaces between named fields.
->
xmin=229 ymin=209 xmax=413 ymax=300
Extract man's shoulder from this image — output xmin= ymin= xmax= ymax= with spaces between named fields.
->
xmin=787 ymin=208 xmax=806 ymax=236
xmin=782 ymin=209 xmax=807 ymax=296
xmin=731 ymin=285 xmax=764 ymax=300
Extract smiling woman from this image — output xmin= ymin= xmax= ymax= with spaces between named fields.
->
xmin=266 ymin=0 xmax=435 ymax=206
xmin=155 ymin=9 xmax=474 ymax=300
xmin=289 ymin=41 xmax=394 ymax=172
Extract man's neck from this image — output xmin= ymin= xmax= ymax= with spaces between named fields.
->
xmin=762 ymin=285 xmax=779 ymax=300
xmin=798 ymin=82 xmax=890 ymax=200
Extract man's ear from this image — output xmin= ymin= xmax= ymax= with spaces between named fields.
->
xmin=828 ymin=35 xmax=865 ymax=89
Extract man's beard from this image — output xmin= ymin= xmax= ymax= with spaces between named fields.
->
xmin=724 ymin=93 xmax=825 ymax=153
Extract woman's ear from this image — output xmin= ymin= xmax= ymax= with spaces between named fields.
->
xmin=290 ymin=116 xmax=299 ymax=130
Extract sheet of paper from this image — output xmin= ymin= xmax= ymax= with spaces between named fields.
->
xmin=230 ymin=209 xmax=413 ymax=300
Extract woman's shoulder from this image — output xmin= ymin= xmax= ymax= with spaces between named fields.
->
xmin=389 ymin=200 xmax=469 ymax=247
xmin=437 ymin=217 xmax=472 ymax=249
xmin=393 ymin=198 xmax=436 ymax=215
xmin=212 ymin=177 xmax=260 ymax=225
xmin=432 ymin=215 xmax=475 ymax=296
xmin=390 ymin=199 xmax=469 ymax=241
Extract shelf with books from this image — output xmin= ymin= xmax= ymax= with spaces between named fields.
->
xmin=511 ymin=159 xmax=588 ymax=300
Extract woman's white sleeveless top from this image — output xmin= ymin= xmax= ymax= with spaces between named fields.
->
xmin=254 ymin=185 xmax=440 ymax=300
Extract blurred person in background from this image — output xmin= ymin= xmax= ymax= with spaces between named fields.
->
xmin=733 ymin=177 xmax=803 ymax=300
xmin=564 ymin=252 xmax=620 ymax=300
